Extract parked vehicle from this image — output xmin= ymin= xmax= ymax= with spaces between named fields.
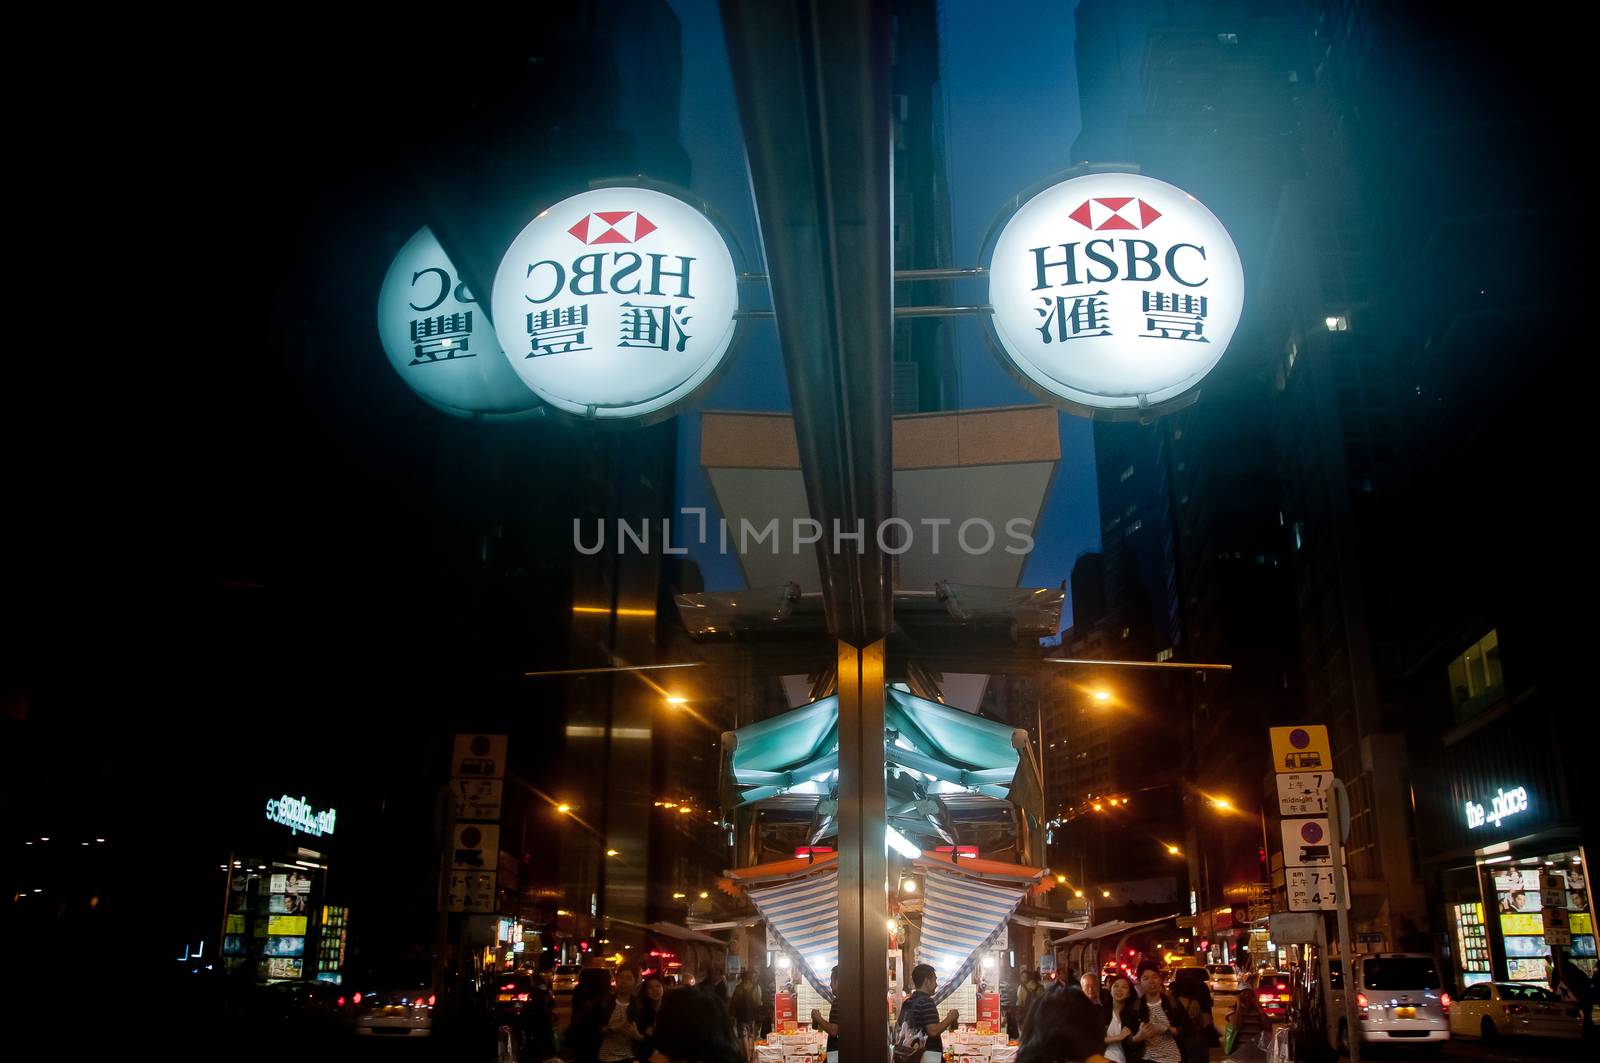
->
xmin=1329 ymin=954 xmax=1450 ymax=1053
xmin=1448 ymin=982 xmax=1582 ymax=1040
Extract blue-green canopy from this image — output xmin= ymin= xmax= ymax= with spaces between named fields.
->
xmin=719 ymin=688 xmax=1043 ymax=856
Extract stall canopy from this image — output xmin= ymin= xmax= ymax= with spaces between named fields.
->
xmin=719 ymin=688 xmax=1043 ymax=858
xmin=917 ymin=866 xmax=1029 ymax=1005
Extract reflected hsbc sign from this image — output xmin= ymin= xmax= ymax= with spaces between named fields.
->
xmin=1465 ymin=785 xmax=1529 ymax=830
xmin=986 ymin=172 xmax=1244 ymax=413
xmin=491 ymin=185 xmax=740 ymax=421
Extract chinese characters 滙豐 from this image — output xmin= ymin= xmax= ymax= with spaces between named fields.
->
xmin=1032 ymin=289 xmax=1211 ymax=345
xmin=524 ymin=302 xmax=695 ymax=358
xmin=409 ymin=311 xmax=476 ymax=365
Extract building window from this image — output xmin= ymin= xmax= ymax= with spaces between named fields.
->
xmin=1156 ymin=648 xmax=1174 ymax=662
xmin=1121 ymin=465 xmax=1135 ymax=482
xmin=1129 ymin=519 xmax=1143 ymax=532
xmin=1218 ymin=33 xmax=1239 ymax=44
xmin=1325 ymin=314 xmax=1349 ymax=332
xmin=1448 ymin=630 xmax=1504 ymax=722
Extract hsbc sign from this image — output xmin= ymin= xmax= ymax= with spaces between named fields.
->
xmin=985 ymin=172 xmax=1244 ymax=413
xmin=491 ymin=185 xmax=741 ymax=421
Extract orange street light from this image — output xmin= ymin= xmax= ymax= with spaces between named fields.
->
xmin=1092 ymin=690 xmax=1113 ymax=703
xmin=556 ymin=803 xmax=573 ymax=814
xmin=665 ymin=695 xmax=688 ymax=705
xmin=1167 ymin=845 xmax=1181 ymax=856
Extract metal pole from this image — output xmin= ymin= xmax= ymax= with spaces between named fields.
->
xmin=1329 ymin=780 xmax=1360 ymax=1063
xmin=836 ymin=639 xmax=889 ymax=1063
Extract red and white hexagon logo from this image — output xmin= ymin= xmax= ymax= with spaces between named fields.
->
xmin=1068 ymin=197 xmax=1163 ymax=231
xmin=568 ymin=210 xmax=658 ymax=245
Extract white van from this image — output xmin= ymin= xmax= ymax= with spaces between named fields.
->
xmin=1330 ymin=954 xmax=1451 ymax=1053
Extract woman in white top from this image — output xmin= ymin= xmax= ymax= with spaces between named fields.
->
xmin=1104 ymin=973 xmax=1138 ymax=1063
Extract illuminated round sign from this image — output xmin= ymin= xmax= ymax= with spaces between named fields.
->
xmin=985 ymin=172 xmax=1243 ymax=413
xmin=490 ymin=186 xmax=740 ymax=421
xmin=377 ymin=227 xmax=541 ymax=417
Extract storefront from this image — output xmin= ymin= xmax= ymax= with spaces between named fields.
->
xmin=1412 ymin=687 xmax=1594 ymax=995
xmin=220 ymin=790 xmax=347 ymax=984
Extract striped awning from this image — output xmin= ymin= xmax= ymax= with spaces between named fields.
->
xmin=917 ymin=867 xmax=1028 ymax=1005
xmin=747 ymin=866 xmax=838 ymax=1002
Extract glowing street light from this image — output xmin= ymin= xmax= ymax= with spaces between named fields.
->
xmin=698 ymin=891 xmax=710 ymax=899
xmin=1092 ymin=690 xmax=1112 ymax=703
xmin=901 ymin=879 xmax=918 ymax=894
xmin=1056 ymin=874 xmax=1067 ymax=884
xmin=606 ymin=849 xmax=620 ymax=857
xmin=672 ymin=892 xmax=686 ymax=899
xmin=1074 ymin=889 xmax=1085 ymax=898
xmin=1167 ymin=845 xmax=1181 ymax=856
xmin=556 ymin=803 xmax=573 ymax=814
xmin=1211 ymin=798 xmax=1233 ymax=811
xmin=665 ymin=695 xmax=688 ymax=705
xmin=1101 ymin=889 xmax=1111 ymax=898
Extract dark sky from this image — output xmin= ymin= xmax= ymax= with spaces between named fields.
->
xmin=664 ymin=0 xmax=1098 ymax=618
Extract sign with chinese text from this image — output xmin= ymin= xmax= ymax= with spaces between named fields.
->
xmin=447 ymin=871 xmax=496 ymax=913
xmin=985 ymin=172 xmax=1243 ymax=413
xmin=378 ymin=227 xmax=540 ymax=417
xmin=452 ymin=778 xmax=504 ymax=821
xmin=1269 ymin=726 xmax=1331 ymax=773
xmin=1286 ymin=867 xmax=1347 ymax=911
xmin=491 ymin=186 xmax=740 ymax=421
xmin=1276 ymin=772 xmax=1331 ymax=816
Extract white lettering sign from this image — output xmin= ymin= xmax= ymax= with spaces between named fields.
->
xmin=490 ymin=186 xmax=741 ymax=421
xmin=265 ymin=795 xmax=337 ymax=837
xmin=1465 ymin=786 xmax=1529 ymax=830
xmin=986 ymin=172 xmax=1244 ymax=413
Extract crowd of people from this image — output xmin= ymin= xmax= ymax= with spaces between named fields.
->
xmin=501 ymin=956 xmax=1265 ymax=1063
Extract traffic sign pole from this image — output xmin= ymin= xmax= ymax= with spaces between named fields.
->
xmin=1329 ymin=780 xmax=1359 ymax=1063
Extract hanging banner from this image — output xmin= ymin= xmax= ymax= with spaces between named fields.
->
xmin=984 ymin=172 xmax=1243 ymax=414
xmin=377 ymin=227 xmax=541 ymax=418
xmin=491 ymin=185 xmax=741 ymax=421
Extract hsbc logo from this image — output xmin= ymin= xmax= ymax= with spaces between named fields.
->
xmin=568 ymin=210 xmax=658 ymax=245
xmin=1068 ymin=197 xmax=1163 ymax=231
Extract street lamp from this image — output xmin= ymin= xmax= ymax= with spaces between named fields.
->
xmin=557 ymin=803 xmax=572 ymax=814
xmin=606 ymin=849 xmax=620 ymax=857
xmin=1167 ymin=845 xmax=1181 ymax=856
xmin=1092 ymin=690 xmax=1112 ymax=703
xmin=665 ymin=695 xmax=688 ymax=706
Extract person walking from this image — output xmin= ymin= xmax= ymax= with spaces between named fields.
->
xmin=1102 ymin=973 xmax=1139 ymax=1063
xmin=1169 ymin=970 xmax=1214 ymax=1063
xmin=730 ymin=969 xmax=764 ymax=1063
xmin=1223 ymin=974 xmax=1268 ymax=1061
xmin=596 ymin=965 xmax=644 ymax=1063
xmin=633 ymin=975 xmax=665 ymax=1062
xmin=565 ymin=968 xmax=616 ymax=1063
xmin=1016 ymin=968 xmax=1045 ymax=1040
xmin=1077 ymin=971 xmax=1114 ymax=1024
xmin=1128 ymin=963 xmax=1188 ymax=1063
xmin=649 ymin=988 xmax=744 ymax=1063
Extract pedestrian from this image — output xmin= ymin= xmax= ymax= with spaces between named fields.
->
xmin=731 ymin=969 xmax=764 ymax=1063
xmin=1223 ymin=974 xmax=1268 ymax=1061
xmin=1128 ymin=962 xmax=1188 ymax=1063
xmin=1169 ymin=969 xmax=1214 ymax=1063
xmin=1016 ymin=968 xmax=1045 ymax=1026
xmin=515 ymin=979 xmax=560 ymax=1063
xmin=896 ymin=963 xmax=960 ymax=1062
xmin=1016 ymin=982 xmax=1109 ymax=1063
xmin=650 ymin=986 xmax=744 ymax=1063
xmin=565 ymin=968 xmax=616 ymax=1063
xmin=1078 ymin=970 xmax=1114 ymax=1023
xmin=595 ymin=964 xmax=645 ymax=1063
xmin=1102 ymin=973 xmax=1139 ymax=1063
xmin=811 ymin=965 xmax=842 ymax=1062
xmin=633 ymin=975 xmax=665 ymax=1062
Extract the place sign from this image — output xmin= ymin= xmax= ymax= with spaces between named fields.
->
xmin=1465 ymin=785 xmax=1529 ymax=830
xmin=266 ymin=794 xmax=337 ymax=837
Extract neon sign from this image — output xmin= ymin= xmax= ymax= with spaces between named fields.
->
xmin=1465 ymin=786 xmax=1528 ymax=830
xmin=266 ymin=795 xmax=337 ymax=837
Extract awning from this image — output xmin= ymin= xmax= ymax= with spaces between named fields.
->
xmin=1052 ymin=913 xmax=1181 ymax=947
xmin=645 ymin=922 xmax=728 ymax=947
xmin=918 ymin=867 xmax=1030 ymax=1006
xmin=747 ymin=866 xmax=839 ymax=1003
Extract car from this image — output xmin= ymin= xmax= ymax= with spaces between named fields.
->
xmin=353 ymin=983 xmax=437 ymax=1038
xmin=1208 ymin=964 xmax=1241 ymax=994
xmin=1448 ymin=982 xmax=1583 ymax=1040
xmin=494 ymin=971 xmax=555 ymax=1021
xmin=1329 ymin=954 xmax=1450 ymax=1052
xmin=1254 ymin=972 xmax=1294 ymax=1022
xmin=551 ymin=964 xmax=582 ymax=993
